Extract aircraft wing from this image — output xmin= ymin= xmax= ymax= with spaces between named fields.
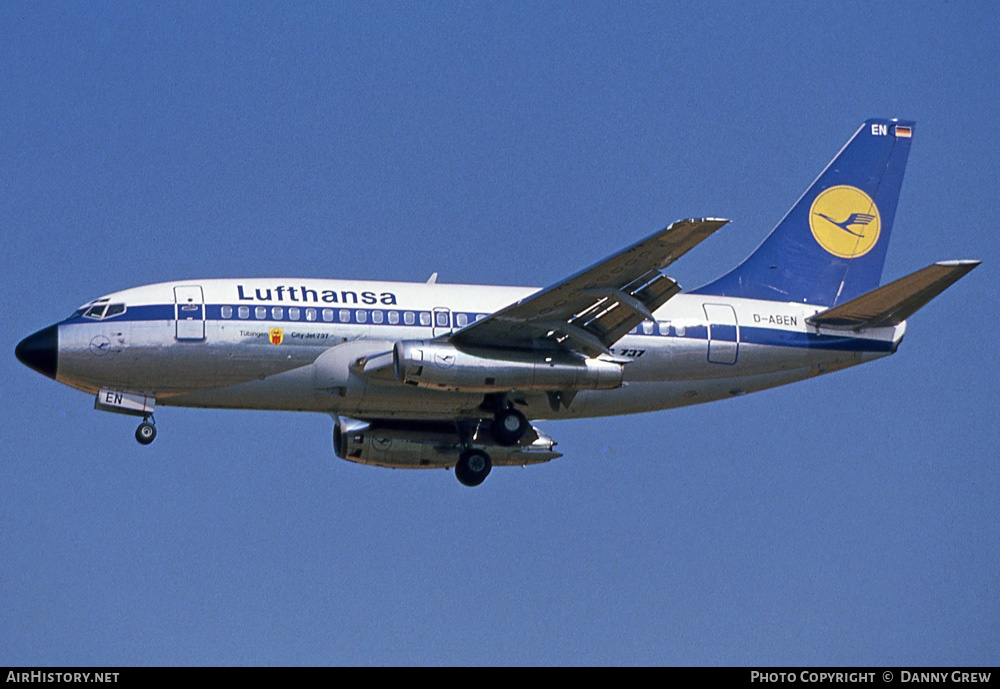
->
xmin=450 ymin=218 xmax=729 ymax=356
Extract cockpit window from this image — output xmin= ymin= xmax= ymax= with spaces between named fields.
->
xmin=82 ymin=303 xmax=126 ymax=320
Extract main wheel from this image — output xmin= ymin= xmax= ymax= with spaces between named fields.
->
xmin=491 ymin=407 xmax=529 ymax=446
xmin=135 ymin=421 xmax=157 ymax=445
xmin=455 ymin=449 xmax=492 ymax=487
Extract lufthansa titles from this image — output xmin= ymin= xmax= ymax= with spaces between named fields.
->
xmin=237 ymin=285 xmax=397 ymax=305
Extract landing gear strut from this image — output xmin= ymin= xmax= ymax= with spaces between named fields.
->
xmin=135 ymin=416 xmax=156 ymax=445
xmin=455 ymin=449 xmax=492 ymax=487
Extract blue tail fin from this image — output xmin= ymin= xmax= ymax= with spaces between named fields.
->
xmin=693 ymin=119 xmax=914 ymax=306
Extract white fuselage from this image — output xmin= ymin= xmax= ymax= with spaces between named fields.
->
xmin=53 ymin=278 xmax=902 ymax=421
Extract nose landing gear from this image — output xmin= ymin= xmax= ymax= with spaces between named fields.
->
xmin=135 ymin=416 xmax=157 ymax=445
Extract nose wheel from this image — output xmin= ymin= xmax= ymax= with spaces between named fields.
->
xmin=135 ymin=417 xmax=157 ymax=445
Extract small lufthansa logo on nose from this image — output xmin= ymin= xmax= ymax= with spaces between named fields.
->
xmin=809 ymin=185 xmax=881 ymax=258
xmin=90 ymin=335 xmax=111 ymax=356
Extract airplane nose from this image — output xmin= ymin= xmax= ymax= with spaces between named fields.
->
xmin=15 ymin=325 xmax=59 ymax=380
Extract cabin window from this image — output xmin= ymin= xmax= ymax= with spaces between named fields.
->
xmin=272 ymin=306 xmax=283 ymax=320
xmin=435 ymin=311 xmax=449 ymax=327
xmin=339 ymin=309 xmax=351 ymax=323
xmin=404 ymin=311 xmax=415 ymax=325
xmin=675 ymin=325 xmax=686 ymax=337
xmin=306 ymin=308 xmax=317 ymax=322
xmin=288 ymin=307 xmax=300 ymax=320
xmin=642 ymin=320 xmax=654 ymax=335
xmin=475 ymin=313 xmax=486 ymax=322
xmin=322 ymin=309 xmax=334 ymax=322
xmin=419 ymin=312 xmax=431 ymax=326
xmin=356 ymin=310 xmax=368 ymax=323
xmin=238 ymin=306 xmax=250 ymax=319
xmin=372 ymin=310 xmax=384 ymax=324
xmin=388 ymin=311 xmax=400 ymax=325
xmin=456 ymin=313 xmax=468 ymax=327
xmin=255 ymin=306 xmax=267 ymax=319
xmin=221 ymin=306 xmax=233 ymax=319
xmin=658 ymin=321 xmax=671 ymax=336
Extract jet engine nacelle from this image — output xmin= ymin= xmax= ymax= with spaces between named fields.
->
xmin=392 ymin=340 xmax=623 ymax=392
xmin=333 ymin=417 xmax=561 ymax=469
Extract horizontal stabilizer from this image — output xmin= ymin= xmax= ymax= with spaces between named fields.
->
xmin=806 ymin=260 xmax=980 ymax=330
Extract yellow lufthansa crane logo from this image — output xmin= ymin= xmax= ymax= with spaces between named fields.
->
xmin=809 ymin=185 xmax=881 ymax=258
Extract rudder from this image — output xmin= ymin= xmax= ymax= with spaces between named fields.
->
xmin=694 ymin=119 xmax=914 ymax=306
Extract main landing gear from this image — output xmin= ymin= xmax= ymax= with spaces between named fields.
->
xmin=455 ymin=449 xmax=492 ymax=487
xmin=452 ymin=403 xmax=530 ymax=487
xmin=135 ymin=416 xmax=157 ymax=445
xmin=491 ymin=407 xmax=529 ymax=446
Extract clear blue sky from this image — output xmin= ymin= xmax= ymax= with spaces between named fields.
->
xmin=3 ymin=1 xmax=997 ymax=666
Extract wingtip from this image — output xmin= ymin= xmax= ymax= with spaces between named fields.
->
xmin=935 ymin=259 xmax=981 ymax=269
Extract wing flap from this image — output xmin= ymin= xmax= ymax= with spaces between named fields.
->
xmin=806 ymin=260 xmax=980 ymax=330
xmin=451 ymin=218 xmax=727 ymax=355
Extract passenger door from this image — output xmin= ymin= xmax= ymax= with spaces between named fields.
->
xmin=174 ymin=285 xmax=206 ymax=341
xmin=703 ymin=303 xmax=738 ymax=364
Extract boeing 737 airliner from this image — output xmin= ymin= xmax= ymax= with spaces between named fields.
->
xmin=16 ymin=119 xmax=979 ymax=486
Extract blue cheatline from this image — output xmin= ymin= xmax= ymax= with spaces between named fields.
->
xmin=61 ymin=303 xmax=893 ymax=352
